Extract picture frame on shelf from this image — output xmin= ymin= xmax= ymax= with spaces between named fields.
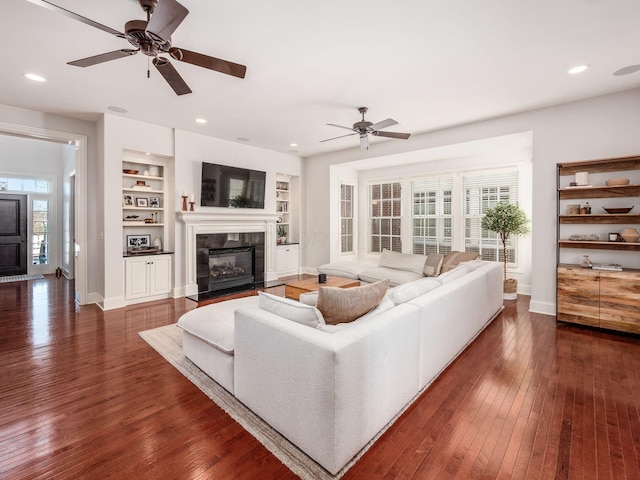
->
xmin=126 ymin=234 xmax=151 ymax=250
xmin=149 ymin=196 xmax=160 ymax=208
xmin=123 ymin=194 xmax=133 ymax=206
xmin=135 ymin=197 xmax=148 ymax=207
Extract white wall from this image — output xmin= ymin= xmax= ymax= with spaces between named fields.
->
xmin=304 ymin=87 xmax=640 ymax=316
xmin=173 ymin=129 xmax=302 ymax=295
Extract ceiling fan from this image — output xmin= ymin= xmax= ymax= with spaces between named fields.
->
xmin=321 ymin=107 xmax=411 ymax=150
xmin=27 ymin=0 xmax=247 ymax=95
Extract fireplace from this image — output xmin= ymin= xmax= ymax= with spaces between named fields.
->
xmin=195 ymin=232 xmax=265 ymax=295
xmin=207 ymin=246 xmax=255 ymax=292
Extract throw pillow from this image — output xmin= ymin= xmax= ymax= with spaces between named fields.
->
xmin=317 ymin=297 xmax=395 ymax=332
xmin=423 ymin=253 xmax=444 ymax=276
xmin=378 ymin=249 xmax=427 ymax=275
xmin=441 ymin=251 xmax=479 ymax=273
xmin=316 ymin=279 xmax=390 ymax=325
xmin=258 ymin=291 xmax=325 ymax=328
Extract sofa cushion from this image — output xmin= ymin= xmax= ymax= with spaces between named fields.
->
xmin=177 ymin=295 xmax=259 ymax=354
xmin=387 ymin=277 xmax=441 ymax=305
xmin=317 ymin=279 xmax=390 ymax=325
xmin=423 ymin=253 xmax=445 ymax=276
xmin=437 ymin=264 xmax=468 ymax=284
xmin=461 ymin=259 xmax=486 ymax=272
xmin=317 ymin=261 xmax=376 ymax=280
xmin=378 ymin=249 xmax=427 ymax=275
xmin=358 ymin=267 xmax=423 ymax=286
xmin=258 ymin=292 xmax=325 ymax=328
xmin=441 ymin=251 xmax=479 ymax=273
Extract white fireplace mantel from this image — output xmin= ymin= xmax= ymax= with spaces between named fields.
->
xmin=177 ymin=210 xmax=281 ymax=296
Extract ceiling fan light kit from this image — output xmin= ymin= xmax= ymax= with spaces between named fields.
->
xmin=28 ymin=0 xmax=247 ymax=95
xmin=321 ymin=107 xmax=411 ymax=150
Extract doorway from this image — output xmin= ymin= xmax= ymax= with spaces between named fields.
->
xmin=0 ymin=123 xmax=88 ymax=304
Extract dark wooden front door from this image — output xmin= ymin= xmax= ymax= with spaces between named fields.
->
xmin=0 ymin=194 xmax=27 ymax=276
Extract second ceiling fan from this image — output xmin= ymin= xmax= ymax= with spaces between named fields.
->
xmin=321 ymin=107 xmax=411 ymax=150
xmin=27 ymin=0 xmax=247 ymax=95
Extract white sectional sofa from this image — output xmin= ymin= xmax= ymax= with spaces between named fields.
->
xmin=177 ymin=259 xmax=503 ymax=475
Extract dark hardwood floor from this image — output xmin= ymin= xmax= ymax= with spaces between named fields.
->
xmin=1 ymin=275 xmax=639 ymax=479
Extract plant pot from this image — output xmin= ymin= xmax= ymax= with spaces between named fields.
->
xmin=503 ymin=278 xmax=517 ymax=300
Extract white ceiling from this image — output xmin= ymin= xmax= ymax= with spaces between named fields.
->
xmin=2 ymin=0 xmax=640 ymax=158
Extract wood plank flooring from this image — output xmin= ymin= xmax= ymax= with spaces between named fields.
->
xmin=1 ymin=275 xmax=639 ymax=479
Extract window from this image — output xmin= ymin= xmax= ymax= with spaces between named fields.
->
xmin=32 ymin=199 xmax=49 ymax=265
xmin=340 ymin=183 xmax=355 ymax=254
xmin=369 ymin=182 xmax=402 ymax=253
xmin=0 ymin=175 xmax=49 ymax=193
xmin=463 ymin=170 xmax=519 ymax=264
xmin=411 ymin=177 xmax=453 ymax=255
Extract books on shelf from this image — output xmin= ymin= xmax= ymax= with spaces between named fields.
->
xmin=591 ymin=263 xmax=622 ymax=271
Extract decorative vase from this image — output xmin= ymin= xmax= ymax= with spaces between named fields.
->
xmin=579 ymin=255 xmax=592 ymax=268
xmin=620 ymin=228 xmax=640 ymax=243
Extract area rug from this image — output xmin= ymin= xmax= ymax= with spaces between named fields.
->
xmin=0 ymin=274 xmax=44 ymax=283
xmin=139 ymin=324 xmax=345 ymax=479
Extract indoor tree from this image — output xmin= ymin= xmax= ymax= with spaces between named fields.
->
xmin=481 ymin=202 xmax=530 ymax=296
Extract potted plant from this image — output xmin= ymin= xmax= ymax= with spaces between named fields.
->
xmin=276 ymin=225 xmax=287 ymax=245
xmin=481 ymin=202 xmax=530 ymax=300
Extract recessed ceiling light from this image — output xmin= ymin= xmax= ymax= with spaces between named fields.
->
xmin=24 ymin=73 xmax=47 ymax=82
xmin=237 ymin=137 xmax=250 ymax=142
xmin=108 ymin=106 xmax=128 ymax=113
xmin=568 ymin=64 xmax=590 ymax=75
xmin=613 ymin=65 xmax=640 ymax=76
xmin=290 ymin=143 xmax=298 ymax=147
xmin=195 ymin=118 xmax=207 ymax=124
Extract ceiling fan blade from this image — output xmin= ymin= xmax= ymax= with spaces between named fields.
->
xmin=374 ymin=131 xmax=411 ymax=140
xmin=169 ymin=48 xmax=247 ymax=79
xmin=369 ymin=118 xmax=398 ymax=131
xmin=320 ymin=133 xmax=357 ymax=143
xmin=153 ymin=57 xmax=192 ymax=95
xmin=26 ymin=0 xmax=124 ymax=37
xmin=326 ymin=123 xmax=355 ymax=131
xmin=146 ymin=0 xmax=189 ymax=42
xmin=360 ymin=135 xmax=369 ymax=149
xmin=68 ymin=49 xmax=138 ymax=67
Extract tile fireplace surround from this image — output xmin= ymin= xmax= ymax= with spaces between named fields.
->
xmin=177 ymin=211 xmax=281 ymax=297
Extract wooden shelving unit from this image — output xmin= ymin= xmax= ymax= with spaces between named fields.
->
xmin=556 ymin=155 xmax=640 ymax=334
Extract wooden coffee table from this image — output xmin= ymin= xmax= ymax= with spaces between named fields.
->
xmin=285 ymin=276 xmax=360 ymax=300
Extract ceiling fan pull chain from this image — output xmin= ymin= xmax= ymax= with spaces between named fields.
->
xmin=147 ymin=56 xmax=150 ymax=78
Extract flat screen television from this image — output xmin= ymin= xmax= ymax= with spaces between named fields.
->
xmin=201 ymin=162 xmax=266 ymax=209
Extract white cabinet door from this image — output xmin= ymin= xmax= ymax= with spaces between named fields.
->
xmin=277 ymin=244 xmax=299 ymax=276
xmin=149 ymin=255 xmax=171 ymax=295
xmin=125 ymin=257 xmax=150 ymax=300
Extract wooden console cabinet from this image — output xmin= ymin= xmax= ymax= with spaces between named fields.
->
xmin=557 ymin=265 xmax=640 ymax=334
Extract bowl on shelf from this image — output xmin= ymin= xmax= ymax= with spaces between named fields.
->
xmin=605 ymin=178 xmax=629 ymax=186
xmin=602 ymin=206 xmax=634 ymax=214
xmin=122 ymin=169 xmax=139 ymax=174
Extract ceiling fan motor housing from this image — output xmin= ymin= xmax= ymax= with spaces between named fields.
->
xmin=125 ymin=19 xmax=170 ymax=55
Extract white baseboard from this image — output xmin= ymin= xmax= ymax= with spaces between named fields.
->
xmin=529 ymin=300 xmax=556 ymax=317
